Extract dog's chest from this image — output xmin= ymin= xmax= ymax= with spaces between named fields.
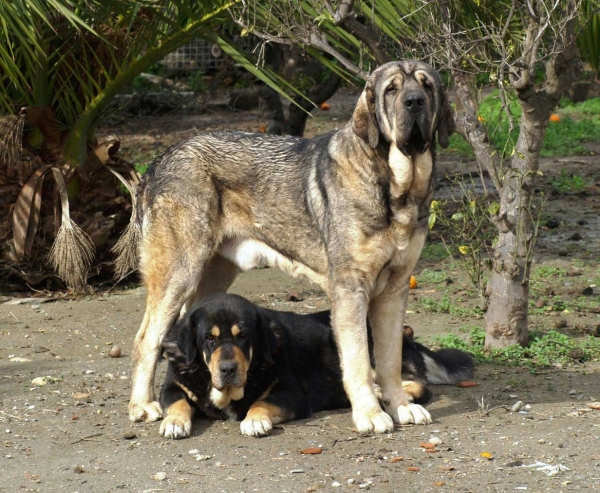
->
xmin=387 ymin=146 xmax=433 ymax=201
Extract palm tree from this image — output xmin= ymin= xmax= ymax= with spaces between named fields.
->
xmin=0 ymin=0 xmax=289 ymax=289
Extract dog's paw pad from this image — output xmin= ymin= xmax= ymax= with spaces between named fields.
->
xmin=396 ymin=404 xmax=432 ymax=425
xmin=129 ymin=401 xmax=163 ymax=423
xmin=159 ymin=415 xmax=192 ymax=439
xmin=353 ymin=409 xmax=394 ymax=434
xmin=240 ymin=416 xmax=273 ymax=437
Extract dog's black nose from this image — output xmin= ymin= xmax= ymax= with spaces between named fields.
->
xmin=219 ymin=361 xmax=238 ymax=379
xmin=404 ymin=92 xmax=425 ymax=112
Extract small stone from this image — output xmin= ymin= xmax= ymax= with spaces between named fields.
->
xmin=31 ymin=304 xmax=40 ymax=310
xmin=534 ymin=298 xmax=546 ymax=308
xmin=290 ymin=469 xmax=304 ymax=474
xmin=511 ymin=401 xmax=525 ymax=412
xmin=558 ymin=247 xmax=568 ymax=257
xmin=582 ymin=286 xmax=594 ymax=296
xmin=506 ymin=460 xmax=524 ymax=467
xmin=123 ymin=431 xmax=137 ymax=440
xmin=554 ymin=318 xmax=568 ymax=329
xmin=332 ymin=482 xmax=341 ymax=487
xmin=73 ymin=466 xmax=85 ymax=474
xmin=429 ymin=436 xmax=443 ymax=445
xmin=188 ymin=449 xmax=200 ymax=454
xmin=509 ymin=394 xmax=519 ymax=399
xmin=576 ymin=219 xmax=588 ymax=225
xmin=569 ymin=232 xmax=582 ymax=241
xmin=152 ymin=472 xmax=167 ymax=481
xmin=285 ymin=291 xmax=304 ymax=302
xmin=538 ymin=439 xmax=546 ymax=444
xmin=568 ymin=389 xmax=577 ymax=395
xmin=545 ymin=219 xmax=560 ymax=229
xmin=109 ymin=346 xmax=122 ymax=358
xmin=545 ymin=287 xmax=555 ymax=296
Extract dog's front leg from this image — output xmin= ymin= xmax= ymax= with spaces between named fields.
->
xmin=331 ymin=287 xmax=394 ymax=434
xmin=369 ymin=273 xmax=432 ymax=425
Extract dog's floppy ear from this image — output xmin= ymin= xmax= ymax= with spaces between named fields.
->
xmin=257 ymin=312 xmax=281 ymax=367
xmin=162 ymin=312 xmax=199 ymax=368
xmin=352 ymin=82 xmax=379 ymax=148
xmin=436 ymin=86 xmax=455 ymax=149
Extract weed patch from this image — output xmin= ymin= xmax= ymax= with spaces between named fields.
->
xmin=436 ymin=327 xmax=600 ymax=368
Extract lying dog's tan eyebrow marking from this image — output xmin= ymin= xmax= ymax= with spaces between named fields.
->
xmin=210 ymin=326 xmax=220 ymax=337
xmin=174 ymin=381 xmax=198 ymax=402
xmin=231 ymin=324 xmax=240 ymax=337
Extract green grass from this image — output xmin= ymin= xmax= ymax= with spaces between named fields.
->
xmin=419 ymin=295 xmax=484 ymax=318
xmin=420 ymin=242 xmax=450 ymax=262
xmin=436 ymin=327 xmax=600 ymax=368
xmin=446 ymin=94 xmax=600 ymax=158
xmin=417 ymin=268 xmax=449 ymax=285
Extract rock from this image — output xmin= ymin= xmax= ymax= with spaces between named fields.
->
xmin=285 ymin=291 xmax=304 ymax=302
xmin=152 ymin=472 xmax=167 ymax=481
xmin=109 ymin=346 xmax=122 ymax=358
xmin=545 ymin=219 xmax=560 ymax=229
xmin=554 ymin=318 xmax=568 ymax=329
xmin=576 ymin=219 xmax=588 ymax=226
xmin=511 ymin=401 xmax=525 ymax=412
xmin=569 ymin=232 xmax=582 ymax=241
xmin=558 ymin=247 xmax=568 ymax=257
xmin=582 ymin=286 xmax=594 ymax=296
xmin=534 ymin=298 xmax=546 ymax=308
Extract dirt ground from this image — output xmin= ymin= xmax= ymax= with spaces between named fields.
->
xmin=1 ymin=89 xmax=600 ymax=492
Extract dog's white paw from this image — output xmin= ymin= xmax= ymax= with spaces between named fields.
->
xmin=129 ymin=401 xmax=163 ymax=423
xmin=353 ymin=409 xmax=395 ymax=434
xmin=396 ymin=403 xmax=432 ymax=425
xmin=159 ymin=415 xmax=192 ymax=439
xmin=240 ymin=416 xmax=273 ymax=437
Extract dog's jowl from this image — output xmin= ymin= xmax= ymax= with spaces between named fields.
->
xmin=124 ymin=60 xmax=454 ymax=433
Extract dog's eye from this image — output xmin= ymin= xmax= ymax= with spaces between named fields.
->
xmin=386 ymin=85 xmax=396 ymax=93
xmin=237 ymin=332 xmax=247 ymax=339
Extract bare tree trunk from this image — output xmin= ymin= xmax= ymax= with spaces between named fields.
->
xmin=484 ymin=4 xmax=582 ymax=349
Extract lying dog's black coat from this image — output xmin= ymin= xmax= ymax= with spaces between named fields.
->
xmin=159 ymin=293 xmax=473 ymax=439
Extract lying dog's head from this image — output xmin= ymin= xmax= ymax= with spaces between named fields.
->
xmin=352 ymin=60 xmax=454 ymax=154
xmin=162 ymin=294 xmax=277 ymax=406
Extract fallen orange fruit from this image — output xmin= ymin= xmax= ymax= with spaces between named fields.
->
xmin=409 ymin=275 xmax=418 ymax=289
xmin=549 ymin=114 xmax=560 ymax=122
xmin=320 ymin=102 xmax=330 ymax=111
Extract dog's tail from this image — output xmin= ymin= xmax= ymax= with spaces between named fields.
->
xmin=422 ymin=347 xmax=475 ymax=385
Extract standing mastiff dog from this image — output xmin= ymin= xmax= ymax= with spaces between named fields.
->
xmin=126 ymin=60 xmax=454 ymax=433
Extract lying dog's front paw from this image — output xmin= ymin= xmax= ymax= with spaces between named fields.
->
xmin=396 ymin=403 xmax=432 ymax=425
xmin=129 ymin=401 xmax=163 ymax=423
xmin=159 ymin=415 xmax=192 ymax=439
xmin=352 ymin=409 xmax=395 ymax=434
xmin=240 ymin=416 xmax=273 ymax=437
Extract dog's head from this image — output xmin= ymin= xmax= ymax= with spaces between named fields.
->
xmin=162 ymin=294 xmax=278 ymax=398
xmin=352 ymin=60 xmax=454 ymax=154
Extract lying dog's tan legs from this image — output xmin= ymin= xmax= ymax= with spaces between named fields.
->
xmin=332 ymin=288 xmax=394 ymax=434
xmin=159 ymin=399 xmax=193 ymax=439
xmin=240 ymin=401 xmax=289 ymax=438
xmin=369 ymin=244 xmax=432 ymax=425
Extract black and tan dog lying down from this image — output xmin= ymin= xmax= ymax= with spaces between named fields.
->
xmin=159 ymin=294 xmax=474 ymax=439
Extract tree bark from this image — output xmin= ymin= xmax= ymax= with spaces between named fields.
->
xmin=484 ymin=4 xmax=581 ymax=350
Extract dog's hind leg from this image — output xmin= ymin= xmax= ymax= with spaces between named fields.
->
xmin=181 ymin=255 xmax=240 ymax=317
xmin=129 ymin=206 xmax=219 ymax=422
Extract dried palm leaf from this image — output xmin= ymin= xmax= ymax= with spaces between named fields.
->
xmin=104 ymin=163 xmax=142 ymax=280
xmin=12 ymin=164 xmax=52 ymax=259
xmin=48 ymin=167 xmax=95 ymax=290
xmin=0 ymin=113 xmax=25 ymax=177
